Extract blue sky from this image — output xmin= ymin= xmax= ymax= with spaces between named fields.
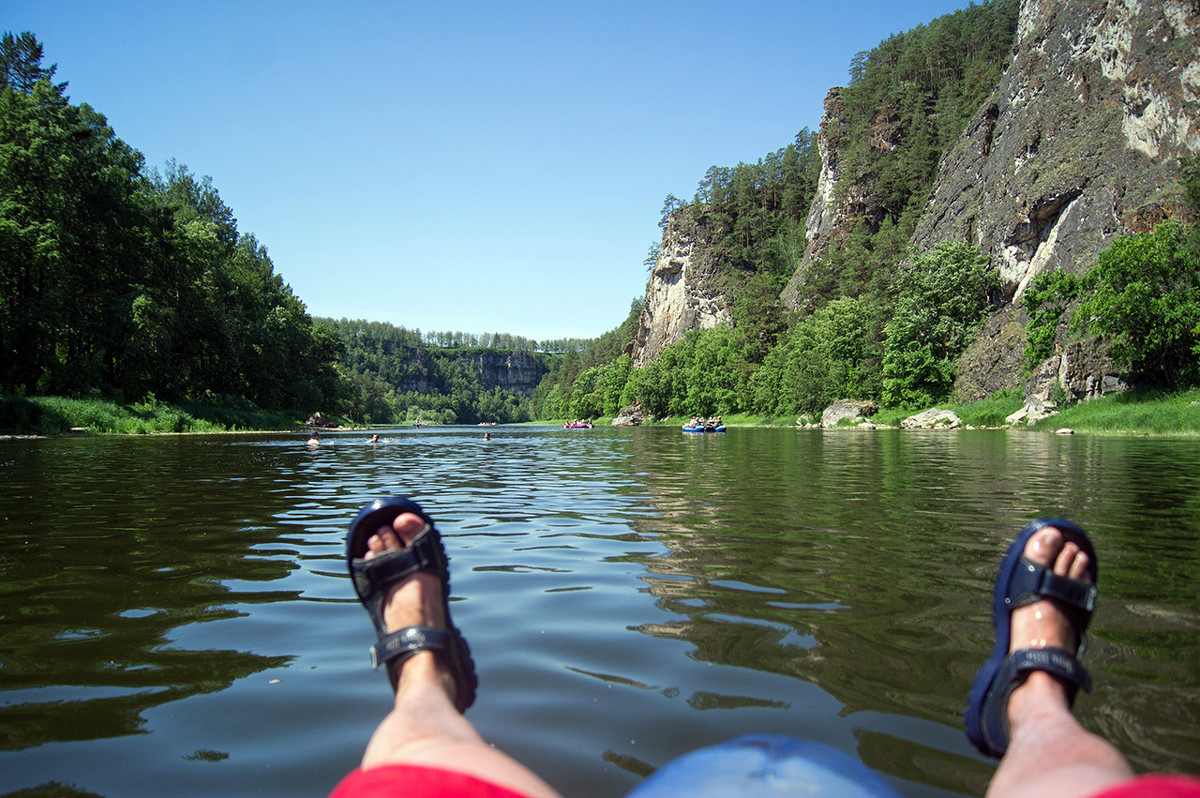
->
xmin=8 ymin=1 xmax=977 ymax=341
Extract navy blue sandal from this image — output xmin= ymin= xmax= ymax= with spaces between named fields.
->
xmin=346 ymin=497 xmax=478 ymax=712
xmin=965 ymin=517 xmax=1098 ymax=758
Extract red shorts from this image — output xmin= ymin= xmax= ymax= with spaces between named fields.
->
xmin=329 ymin=766 xmax=1200 ymax=798
xmin=329 ymin=765 xmax=533 ymax=798
xmin=1091 ymin=776 xmax=1200 ymax=798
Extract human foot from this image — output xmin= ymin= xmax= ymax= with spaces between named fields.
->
xmin=1008 ymin=527 xmax=1091 ymax=659
xmin=347 ymin=497 xmax=478 ymax=712
xmin=365 ymin=512 xmax=448 ymax=635
xmin=965 ymin=518 xmax=1097 ymax=757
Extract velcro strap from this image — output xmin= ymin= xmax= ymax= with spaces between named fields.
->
xmin=1008 ymin=557 xmax=1097 ymax=615
xmin=1007 ymin=646 xmax=1093 ymax=693
xmin=370 ymin=625 xmax=450 ymax=670
xmin=352 ymin=524 xmax=437 ymax=596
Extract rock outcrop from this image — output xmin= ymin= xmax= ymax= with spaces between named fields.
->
xmin=457 ymin=351 xmax=547 ymax=396
xmin=630 ymin=212 xmax=732 ymax=367
xmin=921 ymin=0 xmax=1199 ymax=395
xmin=820 ymin=399 xmax=880 ymax=428
xmin=612 ymin=402 xmax=651 ymax=426
xmin=781 ymin=90 xmax=853 ymax=309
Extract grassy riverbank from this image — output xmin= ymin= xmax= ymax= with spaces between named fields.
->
xmin=0 ymin=395 xmax=321 ymax=435
xmin=5 ymin=388 xmax=1199 ymax=437
xmin=607 ymin=387 xmax=1200 ymax=436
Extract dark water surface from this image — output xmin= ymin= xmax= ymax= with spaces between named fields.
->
xmin=1 ymin=426 xmax=1197 ymax=797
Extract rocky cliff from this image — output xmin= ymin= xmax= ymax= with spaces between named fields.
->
xmin=922 ymin=0 xmax=1198 ymax=398
xmin=457 ymin=351 xmax=546 ymax=396
xmin=641 ymin=0 xmax=1199 ymax=398
xmin=630 ymin=212 xmax=732 ymax=367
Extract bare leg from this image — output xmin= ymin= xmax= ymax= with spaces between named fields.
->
xmin=986 ymin=527 xmax=1133 ymax=798
xmin=359 ymin=512 xmax=563 ymax=798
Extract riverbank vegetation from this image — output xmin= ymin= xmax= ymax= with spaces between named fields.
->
xmin=4 ymin=10 xmax=1197 ymax=437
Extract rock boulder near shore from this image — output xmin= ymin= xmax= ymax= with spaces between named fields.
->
xmin=900 ymin=409 xmax=963 ymax=430
xmin=612 ymin=403 xmax=651 ymax=427
xmin=819 ymin=399 xmax=880 ymax=428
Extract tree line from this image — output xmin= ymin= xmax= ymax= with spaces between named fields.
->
xmin=1 ymin=33 xmax=341 ymax=411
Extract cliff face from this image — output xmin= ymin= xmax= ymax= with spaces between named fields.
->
xmin=630 ymin=212 xmax=732 ymax=367
xmin=633 ymin=0 xmax=1198 ymax=398
xmin=394 ymin=351 xmax=546 ymax=397
xmin=925 ymin=0 xmax=1199 ymax=398
xmin=457 ymin=351 xmax=546 ymax=396
xmin=917 ymin=0 xmax=1197 ymax=293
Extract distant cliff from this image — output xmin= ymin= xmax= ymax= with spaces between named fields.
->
xmin=631 ymin=211 xmax=731 ymax=367
xmin=456 ymin=351 xmax=546 ymax=396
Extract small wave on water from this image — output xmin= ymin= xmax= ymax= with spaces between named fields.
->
xmin=0 ymin=427 xmax=1196 ymax=797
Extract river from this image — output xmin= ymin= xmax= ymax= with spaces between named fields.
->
xmin=0 ymin=426 xmax=1196 ymax=797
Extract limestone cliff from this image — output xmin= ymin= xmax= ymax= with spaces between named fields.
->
xmin=783 ymin=0 xmax=1198 ymax=398
xmin=932 ymin=0 xmax=1198 ymax=398
xmin=630 ymin=212 xmax=731 ymax=367
xmin=457 ymin=351 xmax=546 ymax=396
xmin=393 ymin=351 xmax=546 ymax=397
xmin=635 ymin=0 xmax=1198 ymax=398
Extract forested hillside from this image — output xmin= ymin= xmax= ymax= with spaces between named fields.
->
xmin=562 ymin=0 xmax=1029 ymax=419
xmin=321 ymin=318 xmax=560 ymax=424
xmin=0 ymin=33 xmax=341 ymax=412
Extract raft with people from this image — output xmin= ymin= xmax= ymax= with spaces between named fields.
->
xmin=563 ymin=421 xmax=594 ymax=429
xmin=683 ymin=416 xmax=725 ymax=433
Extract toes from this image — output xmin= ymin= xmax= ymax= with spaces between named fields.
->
xmin=365 ymin=527 xmax=402 ymax=559
xmin=390 ymin=512 xmax=428 ymax=546
xmin=359 ymin=511 xmax=430 ymax=560
xmin=1067 ymin=547 xmax=1091 ymax=580
xmin=1026 ymin=527 xmax=1063 ymax=567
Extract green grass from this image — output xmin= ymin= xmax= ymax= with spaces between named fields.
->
xmin=1030 ymin=387 xmax=1200 ymax=435
xmin=0 ymin=394 xmax=312 ymax=435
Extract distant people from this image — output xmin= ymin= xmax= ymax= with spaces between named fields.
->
xmin=332 ymin=505 xmax=1200 ymax=798
xmin=307 ymin=431 xmax=320 ymax=447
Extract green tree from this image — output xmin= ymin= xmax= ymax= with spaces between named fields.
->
xmin=1073 ymin=219 xmax=1199 ymax=387
xmin=881 ymin=242 xmax=998 ymax=407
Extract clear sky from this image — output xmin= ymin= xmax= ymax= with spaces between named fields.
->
xmin=8 ymin=1 xmax=977 ymax=342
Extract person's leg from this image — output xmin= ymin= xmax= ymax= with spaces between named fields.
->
xmin=357 ymin=512 xmax=563 ymax=798
xmin=985 ymin=526 xmax=1132 ymax=798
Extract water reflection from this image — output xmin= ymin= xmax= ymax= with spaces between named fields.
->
xmin=0 ymin=427 xmax=1196 ymax=798
xmin=0 ymin=437 xmax=296 ymax=754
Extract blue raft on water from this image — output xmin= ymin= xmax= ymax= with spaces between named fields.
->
xmin=682 ymin=424 xmax=725 ymax=433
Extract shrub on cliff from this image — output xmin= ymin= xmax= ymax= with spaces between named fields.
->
xmin=882 ymin=243 xmax=998 ymax=408
xmin=1023 ymin=159 xmax=1200 ymax=389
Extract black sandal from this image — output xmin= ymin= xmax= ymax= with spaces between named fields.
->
xmin=964 ymin=517 xmax=1098 ymax=757
xmin=346 ymin=497 xmax=478 ymax=712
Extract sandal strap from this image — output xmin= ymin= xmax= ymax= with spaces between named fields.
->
xmin=1008 ymin=557 xmax=1098 ymax=620
xmin=351 ymin=524 xmax=446 ymax=599
xmin=980 ymin=646 xmax=1093 ymax=756
xmin=371 ymin=624 xmax=452 ymax=670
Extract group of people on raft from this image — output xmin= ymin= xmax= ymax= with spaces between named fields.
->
xmin=684 ymin=415 xmax=723 ymax=432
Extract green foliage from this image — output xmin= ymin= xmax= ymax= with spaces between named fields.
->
xmin=1021 ymin=269 xmax=1081 ymax=370
xmin=0 ymin=393 xmax=303 ymax=435
xmin=751 ymin=296 xmax=876 ymax=415
xmin=882 ymin=243 xmax=998 ymax=408
xmin=1028 ymin=386 xmax=1200 ymax=435
xmin=1073 ymin=219 xmax=1200 ymax=387
xmin=321 ymin=317 xmax=543 ymax=424
xmin=0 ymin=38 xmax=343 ymax=412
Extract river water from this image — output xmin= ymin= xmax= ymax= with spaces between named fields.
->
xmin=0 ymin=426 xmax=1197 ymax=797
